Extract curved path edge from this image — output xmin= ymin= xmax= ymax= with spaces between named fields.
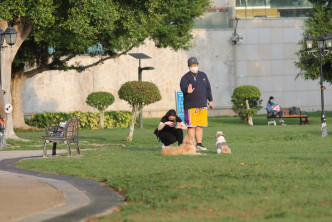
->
xmin=0 ymin=157 xmax=124 ymax=222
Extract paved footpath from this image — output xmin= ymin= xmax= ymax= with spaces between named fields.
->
xmin=0 ymin=150 xmax=124 ymax=222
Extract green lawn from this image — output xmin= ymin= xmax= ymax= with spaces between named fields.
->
xmin=12 ymin=112 xmax=332 ymax=221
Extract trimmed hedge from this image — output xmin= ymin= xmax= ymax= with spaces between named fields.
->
xmin=231 ymin=85 xmax=262 ymax=121
xmin=118 ymin=81 xmax=162 ymax=107
xmin=25 ymin=111 xmax=135 ymax=129
xmin=86 ymin=92 xmax=115 ymax=112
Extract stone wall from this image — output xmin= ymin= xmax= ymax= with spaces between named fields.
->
xmin=22 ymin=29 xmax=236 ymax=118
xmin=22 ymin=16 xmax=332 ymax=118
xmin=235 ymin=18 xmax=332 ymax=113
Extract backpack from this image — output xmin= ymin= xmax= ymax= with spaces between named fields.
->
xmin=289 ymin=106 xmax=298 ymax=115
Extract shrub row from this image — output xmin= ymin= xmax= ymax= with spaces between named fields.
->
xmin=25 ymin=111 xmax=135 ymax=129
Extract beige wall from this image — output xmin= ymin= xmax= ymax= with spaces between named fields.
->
xmin=235 ymin=18 xmax=332 ymax=113
xmin=22 ymin=29 xmax=235 ymax=118
xmin=22 ymin=5 xmax=332 ymax=117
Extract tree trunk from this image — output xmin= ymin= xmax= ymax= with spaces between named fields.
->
xmin=248 ymin=115 xmax=253 ymax=126
xmin=1 ymin=21 xmax=33 ymax=139
xmin=100 ymin=111 xmax=104 ymax=129
xmin=245 ymin=99 xmax=253 ymax=126
xmin=2 ymin=46 xmax=20 ymax=139
xmin=127 ymin=106 xmax=140 ymax=142
xmin=11 ymin=71 xmax=30 ymax=129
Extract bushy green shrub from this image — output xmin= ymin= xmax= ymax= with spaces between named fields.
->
xmin=25 ymin=111 xmax=134 ymax=129
xmin=118 ymin=81 xmax=162 ymax=108
xmin=25 ymin=112 xmax=71 ymax=128
xmin=231 ymin=85 xmax=262 ymax=121
xmin=86 ymin=92 xmax=115 ymax=128
xmin=118 ymin=81 xmax=161 ymax=141
xmin=86 ymin=92 xmax=115 ymax=112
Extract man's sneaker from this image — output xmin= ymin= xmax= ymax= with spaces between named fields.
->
xmin=196 ymin=144 xmax=207 ymax=151
xmin=279 ymin=119 xmax=284 ymax=123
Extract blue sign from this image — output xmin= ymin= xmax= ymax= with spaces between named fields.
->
xmin=176 ymin=92 xmax=185 ymax=122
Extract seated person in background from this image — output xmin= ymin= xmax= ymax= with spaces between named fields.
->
xmin=266 ymin=96 xmax=285 ymax=124
xmin=155 ymin=109 xmax=187 ymax=148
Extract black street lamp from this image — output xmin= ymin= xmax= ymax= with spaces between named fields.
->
xmin=129 ymin=53 xmax=155 ymax=129
xmin=305 ymin=33 xmax=332 ymax=137
xmin=0 ymin=26 xmax=18 ymax=149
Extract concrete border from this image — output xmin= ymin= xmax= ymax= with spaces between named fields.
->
xmin=5 ymin=170 xmax=91 ymax=222
xmin=0 ymin=157 xmax=124 ymax=222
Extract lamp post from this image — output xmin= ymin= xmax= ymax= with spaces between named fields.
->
xmin=129 ymin=53 xmax=155 ymax=129
xmin=0 ymin=26 xmax=18 ymax=149
xmin=305 ymin=33 xmax=332 ymax=137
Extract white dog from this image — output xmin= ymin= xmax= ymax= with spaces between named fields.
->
xmin=216 ymin=131 xmax=231 ymax=154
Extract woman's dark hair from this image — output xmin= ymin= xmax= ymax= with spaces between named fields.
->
xmin=165 ymin=109 xmax=177 ymax=119
xmin=268 ymin=96 xmax=274 ymax=102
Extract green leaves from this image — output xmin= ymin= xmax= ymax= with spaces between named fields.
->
xmin=149 ymin=0 xmax=210 ymax=50
xmin=86 ymin=91 xmax=115 ymax=112
xmin=232 ymin=85 xmax=262 ymax=101
xmin=10 ymin=0 xmax=210 ymax=75
xmin=231 ymin=85 xmax=262 ymax=121
xmin=295 ymin=2 xmax=332 ymax=83
xmin=0 ymin=0 xmax=56 ymax=31
xmin=118 ymin=81 xmax=161 ymax=108
xmin=25 ymin=111 xmax=133 ymax=129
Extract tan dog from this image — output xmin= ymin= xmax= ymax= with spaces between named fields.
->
xmin=161 ymin=134 xmax=201 ymax=155
xmin=216 ymin=131 xmax=231 ymax=154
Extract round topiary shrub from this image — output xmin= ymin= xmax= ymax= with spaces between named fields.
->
xmin=231 ymin=85 xmax=262 ymax=125
xmin=86 ymin=91 xmax=115 ymax=128
xmin=118 ymin=81 xmax=162 ymax=108
xmin=86 ymin=92 xmax=115 ymax=112
xmin=118 ymin=81 xmax=161 ymax=141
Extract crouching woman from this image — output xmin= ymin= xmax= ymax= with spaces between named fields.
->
xmin=155 ymin=109 xmax=187 ymax=147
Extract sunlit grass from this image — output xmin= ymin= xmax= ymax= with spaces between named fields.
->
xmin=14 ymin=112 xmax=332 ymax=221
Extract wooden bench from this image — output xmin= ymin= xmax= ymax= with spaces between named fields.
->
xmin=40 ymin=117 xmax=80 ymax=158
xmin=266 ymin=107 xmax=310 ymax=125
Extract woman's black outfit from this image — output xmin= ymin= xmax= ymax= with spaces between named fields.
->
xmin=155 ymin=116 xmax=183 ymax=146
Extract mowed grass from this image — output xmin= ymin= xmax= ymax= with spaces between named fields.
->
xmin=14 ymin=112 xmax=332 ymax=221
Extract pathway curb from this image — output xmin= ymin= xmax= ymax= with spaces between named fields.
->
xmin=0 ymin=156 xmax=124 ymax=222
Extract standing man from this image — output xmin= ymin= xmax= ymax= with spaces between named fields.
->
xmin=180 ymin=57 xmax=213 ymax=151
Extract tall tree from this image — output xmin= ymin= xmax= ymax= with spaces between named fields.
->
xmin=295 ymin=0 xmax=332 ymax=82
xmin=0 ymin=0 xmax=210 ymax=138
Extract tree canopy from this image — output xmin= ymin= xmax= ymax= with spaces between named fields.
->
xmin=3 ymin=0 xmax=211 ymax=73
xmin=0 ymin=0 xmax=210 ymax=136
xmin=295 ymin=0 xmax=332 ymax=83
xmin=86 ymin=92 xmax=115 ymax=112
xmin=231 ymin=85 xmax=262 ymax=124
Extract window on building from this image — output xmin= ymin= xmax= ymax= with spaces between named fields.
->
xmin=194 ymin=7 xmax=233 ymax=29
xmin=236 ymin=0 xmax=313 ymax=18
